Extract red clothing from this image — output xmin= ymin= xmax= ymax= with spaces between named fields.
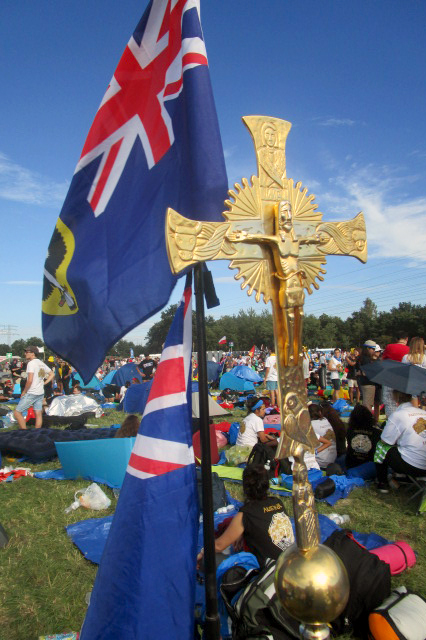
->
xmin=382 ymin=343 xmax=409 ymax=362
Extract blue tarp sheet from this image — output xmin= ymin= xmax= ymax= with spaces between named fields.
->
xmin=68 ymin=505 xmax=389 ymax=566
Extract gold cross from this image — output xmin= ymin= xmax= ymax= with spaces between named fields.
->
xmin=165 ymin=116 xmax=367 ymax=549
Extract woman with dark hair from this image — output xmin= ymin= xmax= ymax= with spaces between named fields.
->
xmin=197 ymin=465 xmax=294 ymax=567
xmin=319 ymin=402 xmax=347 ymax=457
xmin=308 ymin=404 xmax=337 ymax=469
xmin=236 ymin=397 xmax=278 ymax=448
xmin=376 ymin=390 xmax=426 ymax=493
xmin=345 ymin=404 xmax=381 ymax=469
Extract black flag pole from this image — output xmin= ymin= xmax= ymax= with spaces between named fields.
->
xmin=194 ymin=263 xmax=221 ymax=639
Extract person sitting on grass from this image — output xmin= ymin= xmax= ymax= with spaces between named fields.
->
xmin=236 ymin=397 xmax=278 ymax=449
xmin=375 ymin=390 xmax=426 ymax=493
xmin=346 ymin=404 xmax=381 ymax=470
xmin=197 ymin=464 xmax=294 ymax=568
xmin=115 ymin=414 xmax=140 ymax=438
xmin=319 ymin=401 xmax=347 ymax=458
xmin=308 ymin=404 xmax=337 ymax=470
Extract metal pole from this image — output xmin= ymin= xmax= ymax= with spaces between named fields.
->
xmin=194 ymin=263 xmax=221 ymax=639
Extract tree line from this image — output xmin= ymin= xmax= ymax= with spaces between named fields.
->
xmin=2 ymin=298 xmax=425 ymax=359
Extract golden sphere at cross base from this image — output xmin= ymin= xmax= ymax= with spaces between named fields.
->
xmin=274 ymin=543 xmax=349 ymax=625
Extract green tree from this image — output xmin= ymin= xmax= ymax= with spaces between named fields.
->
xmin=11 ymin=339 xmax=27 ymax=355
xmin=111 ymin=339 xmax=137 ymax=358
xmin=0 ymin=343 xmax=11 ymax=355
xmin=144 ymin=304 xmax=179 ymax=352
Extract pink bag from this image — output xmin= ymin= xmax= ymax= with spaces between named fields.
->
xmin=370 ymin=540 xmax=416 ymax=575
xmin=263 ymin=414 xmax=281 ymax=425
xmin=215 ymin=431 xmax=228 ymax=449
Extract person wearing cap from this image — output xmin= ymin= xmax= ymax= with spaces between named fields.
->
xmin=236 ymin=397 xmax=278 ymax=448
xmin=357 ymin=340 xmax=377 ymax=415
xmin=13 ymin=346 xmax=54 ymax=429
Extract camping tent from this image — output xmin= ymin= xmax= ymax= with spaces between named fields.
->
xmin=230 ymin=365 xmax=262 ymax=383
xmin=122 ymin=381 xmax=153 ymax=414
xmin=111 ymin=363 xmax=143 ymax=386
xmin=101 ymin=370 xmax=117 ymax=386
xmin=72 ymin=373 xmax=103 ymax=390
xmin=219 ymin=373 xmax=255 ymax=392
xmin=191 ymin=393 xmax=229 ymax=418
xmin=194 ymin=360 xmax=222 ymax=383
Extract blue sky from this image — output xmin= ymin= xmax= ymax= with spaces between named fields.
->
xmin=1 ymin=0 xmax=426 ymax=348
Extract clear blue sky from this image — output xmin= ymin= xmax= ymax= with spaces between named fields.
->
xmin=1 ymin=0 xmax=426 ymax=348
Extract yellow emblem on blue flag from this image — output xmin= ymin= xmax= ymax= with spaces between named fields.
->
xmin=42 ymin=218 xmax=78 ymax=316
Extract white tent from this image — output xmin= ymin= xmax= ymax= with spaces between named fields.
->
xmin=191 ymin=392 xmax=229 ymax=418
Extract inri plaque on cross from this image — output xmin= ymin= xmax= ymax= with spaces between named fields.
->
xmin=165 ymin=116 xmax=367 ymax=550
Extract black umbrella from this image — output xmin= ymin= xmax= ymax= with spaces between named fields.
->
xmin=362 ymin=360 xmax=426 ymax=396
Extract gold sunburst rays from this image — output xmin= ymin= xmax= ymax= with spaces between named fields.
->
xmin=299 ymin=255 xmax=327 ymax=294
xmin=223 ymin=176 xmax=262 ymax=221
xmin=229 ymin=257 xmax=271 ymax=304
xmin=286 ymin=179 xmax=322 ymax=222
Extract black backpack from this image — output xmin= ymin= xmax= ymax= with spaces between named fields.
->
xmin=247 ymin=443 xmax=278 ymax=478
xmin=220 ymin=558 xmax=299 ymax=640
xmin=195 ymin=469 xmax=228 ymax=513
xmin=324 ymin=530 xmax=391 ymax=636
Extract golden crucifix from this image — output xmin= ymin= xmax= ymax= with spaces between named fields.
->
xmin=165 ymin=116 xmax=367 ymax=550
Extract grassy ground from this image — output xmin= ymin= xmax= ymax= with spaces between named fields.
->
xmin=0 ymin=408 xmax=425 ymax=640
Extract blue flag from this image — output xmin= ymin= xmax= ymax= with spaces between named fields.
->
xmin=80 ymin=275 xmax=197 ymax=639
xmin=42 ymin=0 xmax=227 ymax=382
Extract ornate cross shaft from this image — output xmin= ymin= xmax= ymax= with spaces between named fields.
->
xmin=165 ymin=116 xmax=367 ymax=550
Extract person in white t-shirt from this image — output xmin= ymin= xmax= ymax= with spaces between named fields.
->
xmin=236 ymin=398 xmax=278 ymax=449
xmin=13 ymin=346 xmax=54 ymax=429
xmin=264 ymin=351 xmax=278 ymax=407
xmin=328 ymin=348 xmax=343 ymax=402
xmin=375 ymin=390 xmax=426 ymax=493
xmin=308 ymin=404 xmax=337 ymax=469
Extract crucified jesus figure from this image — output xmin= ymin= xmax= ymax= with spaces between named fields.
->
xmin=228 ymin=200 xmax=325 ymax=368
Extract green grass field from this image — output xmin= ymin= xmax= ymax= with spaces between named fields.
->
xmin=0 ymin=408 xmax=425 ymax=640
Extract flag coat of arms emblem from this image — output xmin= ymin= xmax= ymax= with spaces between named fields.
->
xmin=42 ymin=0 xmax=227 ymax=382
xmin=80 ymin=276 xmax=197 ymax=639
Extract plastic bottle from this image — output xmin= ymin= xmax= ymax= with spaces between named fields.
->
xmin=64 ymin=499 xmax=81 ymax=514
xmin=327 ymin=513 xmax=350 ymax=526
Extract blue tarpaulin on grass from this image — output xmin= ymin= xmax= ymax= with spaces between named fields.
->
xmin=68 ymin=507 xmax=389 ymax=566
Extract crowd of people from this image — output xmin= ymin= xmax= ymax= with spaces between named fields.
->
xmin=2 ymin=332 xmax=426 ymax=497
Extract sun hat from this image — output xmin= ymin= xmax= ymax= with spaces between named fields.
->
xmin=363 ymin=340 xmax=376 ymax=348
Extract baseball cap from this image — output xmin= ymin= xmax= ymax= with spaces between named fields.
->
xmin=363 ymin=340 xmax=376 ymax=348
xmin=374 ymin=344 xmax=382 ymax=352
xmin=25 ymin=345 xmax=39 ymax=355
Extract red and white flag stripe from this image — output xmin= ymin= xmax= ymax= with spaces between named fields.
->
xmin=127 ymin=282 xmax=193 ymax=480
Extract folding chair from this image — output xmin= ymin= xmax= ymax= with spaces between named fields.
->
xmin=407 ymin=475 xmax=426 ymax=515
